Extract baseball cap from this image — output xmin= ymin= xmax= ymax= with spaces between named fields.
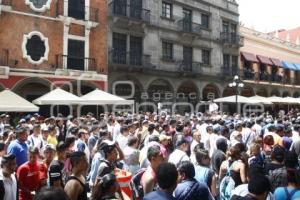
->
xmin=99 ymin=140 xmax=116 ymax=153
xmin=44 ymin=144 xmax=56 ymax=152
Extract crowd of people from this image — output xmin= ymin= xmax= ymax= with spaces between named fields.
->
xmin=1 ymin=109 xmax=300 ymax=200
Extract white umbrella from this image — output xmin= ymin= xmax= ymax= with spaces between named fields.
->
xmin=248 ymin=95 xmax=273 ymax=105
xmin=267 ymin=96 xmax=288 ymax=103
xmin=0 ymin=89 xmax=39 ymax=112
xmin=79 ymin=89 xmax=134 ymax=105
xmin=283 ymin=97 xmax=300 ymax=104
xmin=33 ymin=88 xmax=82 ymax=105
xmin=213 ymin=95 xmax=256 ymax=104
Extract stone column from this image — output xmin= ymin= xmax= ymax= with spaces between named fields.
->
xmin=252 ymin=62 xmax=259 ymax=81
xmin=290 ymin=70 xmax=295 ymax=85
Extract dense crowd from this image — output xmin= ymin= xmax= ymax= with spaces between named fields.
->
xmin=1 ymin=110 xmax=300 ymax=200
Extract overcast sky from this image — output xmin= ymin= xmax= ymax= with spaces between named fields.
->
xmin=237 ymin=0 xmax=300 ymax=32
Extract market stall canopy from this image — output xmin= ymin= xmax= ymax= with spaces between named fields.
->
xmin=0 ymin=89 xmax=39 ymax=112
xmin=248 ymin=95 xmax=273 ymax=105
xmin=213 ymin=95 xmax=257 ymax=104
xmin=79 ymin=89 xmax=134 ymax=105
xmin=33 ymin=88 xmax=82 ymax=105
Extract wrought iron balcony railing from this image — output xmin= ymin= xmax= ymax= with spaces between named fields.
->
xmin=0 ymin=0 xmax=11 ymax=6
xmin=56 ymin=55 xmax=97 ymax=71
xmin=178 ymin=60 xmax=202 ymax=73
xmin=108 ymin=1 xmax=150 ymax=23
xmin=220 ymin=32 xmax=244 ymax=46
xmin=109 ymin=50 xmax=151 ymax=68
xmin=0 ymin=49 xmax=9 ymax=66
xmin=177 ymin=18 xmax=202 ymax=34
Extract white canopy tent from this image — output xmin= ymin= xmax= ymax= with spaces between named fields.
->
xmin=33 ymin=88 xmax=82 ymax=105
xmin=248 ymin=95 xmax=273 ymax=105
xmin=213 ymin=95 xmax=257 ymax=104
xmin=79 ymin=89 xmax=134 ymax=105
xmin=283 ymin=97 xmax=300 ymax=104
xmin=266 ymin=96 xmax=300 ymax=104
xmin=0 ymin=89 xmax=39 ymax=112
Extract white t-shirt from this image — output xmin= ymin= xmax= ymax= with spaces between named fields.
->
xmin=231 ymin=184 xmax=274 ymax=200
xmin=116 ymin=134 xmax=128 ymax=150
xmin=28 ymin=134 xmax=43 ymax=151
xmin=0 ymin=170 xmax=17 ymax=200
xmin=168 ymin=149 xmax=190 ymax=166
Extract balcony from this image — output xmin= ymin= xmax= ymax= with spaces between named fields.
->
xmin=56 ymin=55 xmax=98 ymax=72
xmin=0 ymin=0 xmax=11 ymax=6
xmin=221 ymin=66 xmax=238 ymax=77
xmin=109 ymin=50 xmax=152 ymax=71
xmin=177 ymin=19 xmax=202 ymax=35
xmin=56 ymin=0 xmax=99 ymax=23
xmin=178 ymin=60 xmax=202 ymax=75
xmin=108 ymin=1 xmax=150 ymax=24
xmin=0 ymin=49 xmax=9 ymax=66
xmin=220 ymin=32 xmax=244 ymax=46
xmin=239 ymin=68 xmax=295 ymax=85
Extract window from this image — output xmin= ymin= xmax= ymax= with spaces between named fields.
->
xmin=222 ymin=21 xmax=229 ymax=33
xmin=202 ymin=49 xmax=210 ymax=65
xmin=130 ymin=36 xmax=143 ymax=65
xmin=223 ymin=54 xmax=230 ymax=68
xmin=201 ymin=13 xmax=210 ymax=29
xmin=22 ymin=31 xmax=49 ymax=65
xmin=68 ymin=0 xmax=85 ymax=20
xmin=67 ymin=39 xmax=85 ymax=70
xmin=162 ymin=42 xmax=173 ymax=60
xmin=25 ymin=0 xmax=52 ymax=12
xmin=232 ymin=55 xmax=238 ymax=69
xmin=162 ymin=2 xmax=172 ymax=19
xmin=112 ymin=33 xmax=127 ymax=64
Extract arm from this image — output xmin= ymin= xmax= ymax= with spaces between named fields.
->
xmin=115 ymin=142 xmax=124 ymax=161
xmin=64 ymin=180 xmax=82 ymax=200
xmin=239 ymin=163 xmax=247 ymax=183
xmin=218 ymin=161 xmax=227 ymax=181
xmin=210 ymin=174 xmax=218 ymax=198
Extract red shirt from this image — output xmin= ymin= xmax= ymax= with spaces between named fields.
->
xmin=17 ymin=161 xmax=41 ymax=200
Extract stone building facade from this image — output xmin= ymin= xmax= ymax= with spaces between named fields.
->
xmin=107 ymin=0 xmax=241 ymax=112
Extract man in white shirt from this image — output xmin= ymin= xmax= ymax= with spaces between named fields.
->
xmin=113 ymin=117 xmax=124 ymax=141
xmin=116 ymin=125 xmax=129 ymax=150
xmin=0 ymin=154 xmax=18 ymax=200
xmin=168 ymin=135 xmax=190 ymax=167
xmin=27 ymin=124 xmax=43 ymax=152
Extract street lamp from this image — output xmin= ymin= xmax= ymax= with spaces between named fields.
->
xmin=229 ymin=75 xmax=244 ymax=113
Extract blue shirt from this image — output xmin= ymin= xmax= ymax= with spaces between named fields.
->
xmin=143 ymin=190 xmax=176 ymax=200
xmin=87 ymin=152 xmax=103 ymax=186
xmin=274 ymin=187 xmax=300 ymax=200
xmin=7 ymin=139 xmax=28 ymax=167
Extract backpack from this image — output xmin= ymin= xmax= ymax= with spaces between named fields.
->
xmin=131 ymin=168 xmax=147 ymax=199
xmin=219 ymin=161 xmax=236 ymax=200
xmin=268 ymin=166 xmax=288 ymax=192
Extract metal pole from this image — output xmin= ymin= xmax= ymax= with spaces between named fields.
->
xmin=236 ymin=89 xmax=238 ymax=114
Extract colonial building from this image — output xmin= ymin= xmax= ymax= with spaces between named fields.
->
xmin=239 ymin=26 xmax=300 ymax=98
xmin=107 ymin=0 xmax=241 ymax=112
xmin=0 ymin=0 xmax=107 ymax=115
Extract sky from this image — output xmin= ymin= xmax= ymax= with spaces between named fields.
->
xmin=237 ymin=0 xmax=300 ymax=33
